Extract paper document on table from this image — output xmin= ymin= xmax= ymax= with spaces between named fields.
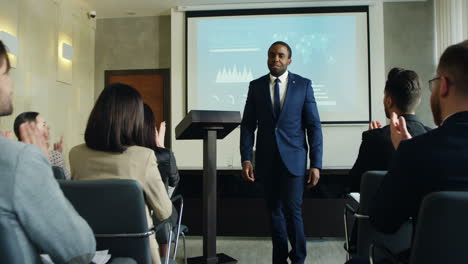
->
xmin=93 ymin=250 xmax=112 ymax=264
xmin=41 ymin=250 xmax=111 ymax=264
xmin=349 ymin=192 xmax=360 ymax=203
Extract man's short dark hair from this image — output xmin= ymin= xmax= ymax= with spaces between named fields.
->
xmin=13 ymin=112 xmax=39 ymax=141
xmin=141 ymin=103 xmax=157 ymax=150
xmin=438 ymin=40 xmax=468 ymax=94
xmin=384 ymin=67 xmax=422 ymax=113
xmin=269 ymin=41 xmax=292 ymax=58
xmin=85 ymin=83 xmax=144 ymax=153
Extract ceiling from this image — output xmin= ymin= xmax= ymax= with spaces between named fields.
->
xmin=88 ymin=0 xmax=340 ymax=19
xmin=88 ymin=0 xmax=423 ymax=19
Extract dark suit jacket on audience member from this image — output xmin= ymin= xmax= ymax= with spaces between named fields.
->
xmin=154 ymin=147 xmax=179 ymax=190
xmin=349 ymin=114 xmax=431 ymax=192
xmin=369 ymin=111 xmax=468 ymax=255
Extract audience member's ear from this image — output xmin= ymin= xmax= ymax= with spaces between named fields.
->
xmin=415 ymin=97 xmax=422 ymax=107
xmin=385 ymin=96 xmax=394 ymax=109
xmin=439 ymin=76 xmax=450 ymax=98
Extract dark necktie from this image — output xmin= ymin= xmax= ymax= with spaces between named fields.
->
xmin=274 ymin=78 xmax=281 ymax=118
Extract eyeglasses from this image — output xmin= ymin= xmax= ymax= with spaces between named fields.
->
xmin=428 ymin=77 xmax=441 ymax=91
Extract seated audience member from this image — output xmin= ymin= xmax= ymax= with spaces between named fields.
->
xmin=0 ymin=40 xmax=96 ymax=263
xmin=141 ymin=103 xmax=180 ymax=258
xmin=142 ymin=104 xmax=180 ymax=196
xmin=348 ymin=40 xmax=468 ymax=264
xmin=69 ymin=83 xmax=172 ymax=264
xmin=13 ymin=111 xmax=71 ymax=179
xmin=349 ymin=68 xmax=431 ymax=192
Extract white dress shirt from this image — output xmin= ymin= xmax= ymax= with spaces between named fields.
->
xmin=269 ymin=71 xmax=289 ymax=109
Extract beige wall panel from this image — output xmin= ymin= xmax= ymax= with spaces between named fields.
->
xmin=0 ymin=0 xmax=96 ymax=167
xmin=57 ymin=0 xmax=73 ymax=84
xmin=0 ymin=0 xmax=19 ymax=68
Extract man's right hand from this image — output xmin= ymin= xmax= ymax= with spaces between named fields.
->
xmin=20 ymin=122 xmax=50 ymax=159
xmin=390 ymin=112 xmax=412 ymax=149
xmin=241 ymin=161 xmax=255 ymax=182
xmin=157 ymin=121 xmax=166 ymax=148
xmin=53 ymin=136 xmax=64 ymax=153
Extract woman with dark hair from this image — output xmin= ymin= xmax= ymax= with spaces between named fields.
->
xmin=142 ymin=104 xmax=180 ymax=196
xmin=13 ymin=111 xmax=70 ymax=179
xmin=141 ymin=104 xmax=180 ymax=258
xmin=69 ymin=83 xmax=172 ymax=264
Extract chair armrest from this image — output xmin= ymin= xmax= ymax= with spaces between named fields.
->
xmin=171 ymin=194 xmax=183 ymax=204
xmin=154 ymin=217 xmax=173 ymax=232
xmin=345 ymin=203 xmax=357 ymax=215
xmin=369 ymin=241 xmax=400 ymax=264
xmin=345 ymin=203 xmax=370 ymax=219
xmin=344 ymin=202 xmax=370 ymax=260
xmin=95 ymin=228 xmax=155 ymax=238
xmin=170 ymin=195 xmax=184 ymax=228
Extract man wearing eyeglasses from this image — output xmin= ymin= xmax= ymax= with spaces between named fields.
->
xmin=347 ymin=40 xmax=468 ymax=264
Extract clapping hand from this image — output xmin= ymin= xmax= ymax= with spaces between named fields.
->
xmin=0 ymin=130 xmax=13 ymax=140
xmin=53 ymin=136 xmax=64 ymax=153
xmin=19 ymin=122 xmax=49 ymax=158
xmin=368 ymin=121 xmax=382 ymax=130
xmin=390 ymin=112 xmax=412 ymax=149
xmin=156 ymin=121 xmax=166 ymax=148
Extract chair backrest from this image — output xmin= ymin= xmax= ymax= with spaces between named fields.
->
xmin=356 ymin=171 xmax=412 ymax=258
xmin=410 ymin=191 xmax=468 ymax=264
xmin=52 ymin=166 xmax=66 ymax=180
xmin=58 ymin=179 xmax=152 ymax=264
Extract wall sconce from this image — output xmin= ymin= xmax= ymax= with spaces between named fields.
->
xmin=0 ymin=31 xmax=18 ymax=68
xmin=57 ymin=40 xmax=73 ymax=84
xmin=62 ymin=42 xmax=73 ymax=61
xmin=0 ymin=31 xmax=18 ymax=56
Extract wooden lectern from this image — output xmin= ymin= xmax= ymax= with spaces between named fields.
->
xmin=175 ymin=110 xmax=241 ymax=264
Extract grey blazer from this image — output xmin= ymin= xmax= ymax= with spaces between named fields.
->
xmin=0 ymin=137 xmax=95 ymax=264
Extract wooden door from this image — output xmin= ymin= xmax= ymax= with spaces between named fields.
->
xmin=105 ymin=69 xmax=170 ymax=147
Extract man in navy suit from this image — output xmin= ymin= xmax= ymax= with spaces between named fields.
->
xmin=240 ymin=41 xmax=323 ymax=264
xmin=347 ymin=40 xmax=468 ymax=264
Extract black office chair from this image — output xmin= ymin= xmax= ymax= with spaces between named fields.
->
xmin=410 ymin=191 xmax=468 ymax=263
xmin=344 ymin=171 xmax=412 ymax=261
xmin=52 ymin=166 xmax=66 ymax=180
xmin=370 ymin=191 xmax=468 ymax=264
xmin=59 ymin=179 xmax=176 ymax=264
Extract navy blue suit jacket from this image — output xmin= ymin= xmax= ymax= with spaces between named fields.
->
xmin=370 ymin=111 xmax=468 ymax=235
xmin=349 ymin=114 xmax=431 ymax=191
xmin=240 ymin=72 xmax=323 ymax=177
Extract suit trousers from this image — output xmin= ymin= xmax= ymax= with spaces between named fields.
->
xmin=263 ymin=146 xmax=307 ymax=264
